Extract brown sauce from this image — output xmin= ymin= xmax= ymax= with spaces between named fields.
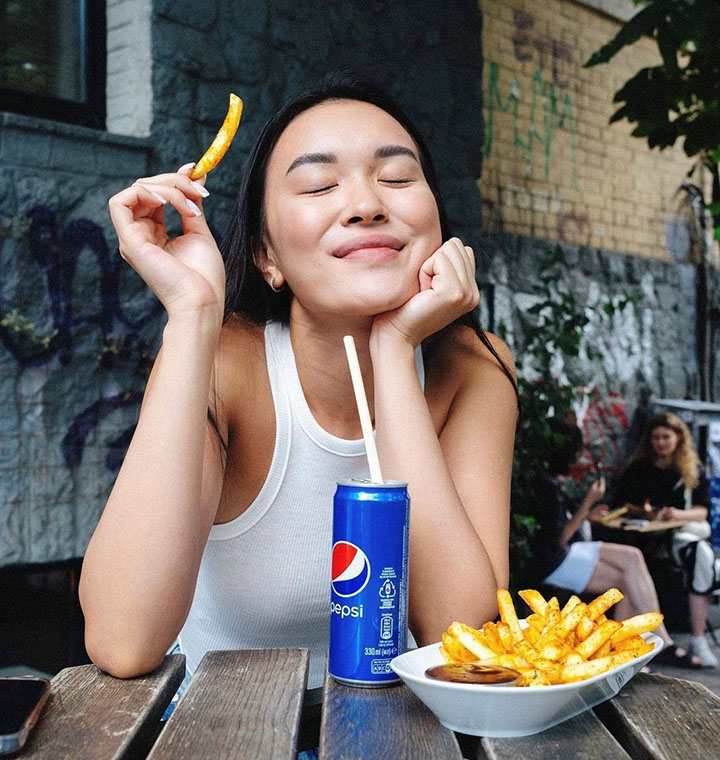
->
xmin=425 ymin=663 xmax=521 ymax=685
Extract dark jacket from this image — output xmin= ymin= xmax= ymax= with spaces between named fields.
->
xmin=612 ymin=459 xmax=709 ymax=511
xmin=527 ymin=474 xmax=574 ymax=581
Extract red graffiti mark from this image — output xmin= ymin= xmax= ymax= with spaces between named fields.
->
xmin=557 ymin=211 xmax=591 ymax=244
xmin=570 ymin=390 xmax=629 ymax=481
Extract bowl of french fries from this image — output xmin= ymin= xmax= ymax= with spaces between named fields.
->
xmin=390 ymin=587 xmax=662 ymax=737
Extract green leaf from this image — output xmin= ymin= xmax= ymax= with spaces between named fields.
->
xmin=656 ymin=24 xmax=679 ymax=73
xmin=584 ymin=1 xmax=670 ymax=67
xmin=714 ymin=227 xmax=720 ymax=240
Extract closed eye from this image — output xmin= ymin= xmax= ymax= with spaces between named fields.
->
xmin=381 ymin=179 xmax=413 ymax=185
xmin=304 ymin=185 xmax=337 ymax=195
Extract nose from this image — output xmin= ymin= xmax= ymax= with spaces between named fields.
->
xmin=342 ymin=179 xmax=388 ymax=226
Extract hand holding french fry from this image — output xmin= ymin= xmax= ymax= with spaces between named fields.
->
xmin=439 ymin=588 xmax=661 ymax=686
xmin=107 ymin=94 xmax=242 ymax=318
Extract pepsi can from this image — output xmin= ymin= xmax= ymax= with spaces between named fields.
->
xmin=329 ymin=479 xmax=410 ymax=687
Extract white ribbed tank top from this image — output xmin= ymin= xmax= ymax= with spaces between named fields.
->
xmin=178 ymin=321 xmax=424 ymax=689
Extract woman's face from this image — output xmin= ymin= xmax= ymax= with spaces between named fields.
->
xmin=650 ymin=426 xmax=680 ymax=459
xmin=260 ymin=99 xmax=442 ymax=318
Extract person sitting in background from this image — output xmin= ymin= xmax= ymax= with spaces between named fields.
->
xmin=527 ymin=417 xmax=678 ymax=659
xmin=613 ymin=412 xmax=718 ymax=668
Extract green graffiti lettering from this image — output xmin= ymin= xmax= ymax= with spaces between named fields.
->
xmin=484 ymin=62 xmax=579 ymax=192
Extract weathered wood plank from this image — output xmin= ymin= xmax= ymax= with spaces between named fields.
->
xmin=147 ymin=648 xmax=308 ymax=760
xmin=594 ymin=672 xmax=720 ymax=760
xmin=319 ymin=675 xmax=462 ymax=760
xmin=480 ymin=708 xmax=631 ymax=760
xmin=22 ymin=654 xmax=186 ymax=760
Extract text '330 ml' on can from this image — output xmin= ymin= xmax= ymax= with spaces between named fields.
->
xmin=329 ymin=479 xmax=410 ymax=687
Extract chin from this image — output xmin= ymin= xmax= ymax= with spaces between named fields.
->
xmin=355 ymin=282 xmax=419 ymax=314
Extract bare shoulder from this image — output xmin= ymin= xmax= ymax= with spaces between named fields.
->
xmin=426 ymin=326 xmax=515 ymax=389
xmin=453 ymin=326 xmax=514 ymax=375
xmin=211 ymin=316 xmax=269 ymax=421
xmin=215 ymin=315 xmax=265 ymax=378
xmin=424 ymin=326 xmax=516 ymax=430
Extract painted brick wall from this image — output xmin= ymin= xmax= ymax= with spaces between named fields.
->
xmin=106 ymin=0 xmax=152 ymax=137
xmin=481 ymin=0 xmax=713 ymax=262
xmin=0 ymin=115 xmax=153 ymax=564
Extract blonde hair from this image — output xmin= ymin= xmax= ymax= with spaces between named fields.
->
xmin=629 ymin=412 xmax=701 ymax=489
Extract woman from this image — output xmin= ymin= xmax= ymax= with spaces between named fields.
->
xmin=78 ymin=79 xmax=518 ymax=690
xmin=529 ymin=418 xmax=676 ymax=655
xmin=614 ymin=412 xmax=718 ymax=668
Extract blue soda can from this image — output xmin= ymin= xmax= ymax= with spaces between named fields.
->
xmin=329 ymin=479 xmax=410 ymax=687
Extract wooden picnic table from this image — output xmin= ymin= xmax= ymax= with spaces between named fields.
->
xmin=17 ymin=648 xmax=720 ymax=759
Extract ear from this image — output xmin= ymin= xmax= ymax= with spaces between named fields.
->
xmin=256 ymin=238 xmax=285 ymax=289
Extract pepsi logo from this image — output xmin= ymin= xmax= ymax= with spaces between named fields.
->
xmin=331 ymin=541 xmax=371 ymax=597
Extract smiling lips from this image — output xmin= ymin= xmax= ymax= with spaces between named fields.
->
xmin=333 ymin=235 xmax=404 ymax=261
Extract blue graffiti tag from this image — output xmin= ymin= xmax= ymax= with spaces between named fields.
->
xmin=1 ymin=207 xmax=164 ymax=470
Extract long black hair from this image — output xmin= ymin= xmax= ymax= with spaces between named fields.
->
xmin=545 ymin=417 xmax=584 ymax=476
xmin=212 ymin=75 xmax=517 ymax=448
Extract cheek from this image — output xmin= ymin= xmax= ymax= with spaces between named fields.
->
xmin=401 ymin=190 xmax=441 ymax=233
xmin=265 ymin=202 xmax=330 ymax=267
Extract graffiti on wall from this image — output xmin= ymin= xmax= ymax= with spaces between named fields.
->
xmin=484 ymin=9 xmax=579 ymax=192
xmin=484 ymin=63 xmax=579 ymax=192
xmin=574 ymin=388 xmax=630 ymax=478
xmin=0 ymin=206 xmax=162 ymax=471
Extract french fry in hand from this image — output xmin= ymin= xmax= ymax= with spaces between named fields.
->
xmin=190 ymin=93 xmax=243 ymax=179
xmin=438 ymin=587 xmax=662 ymax=687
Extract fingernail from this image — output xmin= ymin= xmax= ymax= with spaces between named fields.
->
xmin=178 ymin=162 xmax=196 ymax=173
xmin=191 ymin=181 xmax=209 ymax=197
xmin=150 ymin=191 xmax=168 ymax=204
xmin=185 ymin=198 xmax=202 ymax=216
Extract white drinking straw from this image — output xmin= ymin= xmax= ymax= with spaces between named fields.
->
xmin=343 ymin=335 xmax=384 ymax=484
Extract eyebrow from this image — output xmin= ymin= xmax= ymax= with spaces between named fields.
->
xmin=374 ymin=144 xmax=419 ymax=162
xmin=286 ymin=152 xmax=336 ymax=175
xmin=285 ymin=144 xmax=419 ymax=175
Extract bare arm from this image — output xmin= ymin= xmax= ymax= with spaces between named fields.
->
xmin=370 ymin=238 xmax=516 ymax=644
xmin=658 ymin=505 xmax=709 ymax=522
xmin=372 ymin=330 xmax=515 ymax=644
xmin=79 ymin=169 xmax=227 ymax=677
xmin=80 ymin=320 xmax=225 ymax=676
xmin=558 ymin=478 xmax=606 ymax=545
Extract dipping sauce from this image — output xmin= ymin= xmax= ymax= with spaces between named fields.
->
xmin=425 ymin=663 xmax=521 ymax=685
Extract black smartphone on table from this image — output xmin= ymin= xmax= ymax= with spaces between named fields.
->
xmin=0 ymin=677 xmax=51 ymax=756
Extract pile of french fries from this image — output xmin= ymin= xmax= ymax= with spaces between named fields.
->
xmin=440 ymin=588 xmax=662 ymax=686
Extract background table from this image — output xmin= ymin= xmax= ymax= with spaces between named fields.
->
xmin=18 ymin=649 xmax=720 ymax=759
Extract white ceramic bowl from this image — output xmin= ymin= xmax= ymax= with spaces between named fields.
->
xmin=390 ymin=632 xmax=662 ymax=737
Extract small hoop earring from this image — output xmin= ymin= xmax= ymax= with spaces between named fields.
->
xmin=269 ymin=276 xmax=283 ymax=293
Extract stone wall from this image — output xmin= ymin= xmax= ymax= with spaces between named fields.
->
xmin=480 ymin=231 xmax=720 ymax=474
xmin=0 ymin=114 xmax=154 ymax=564
xmin=149 ymin=0 xmax=487 ymax=243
